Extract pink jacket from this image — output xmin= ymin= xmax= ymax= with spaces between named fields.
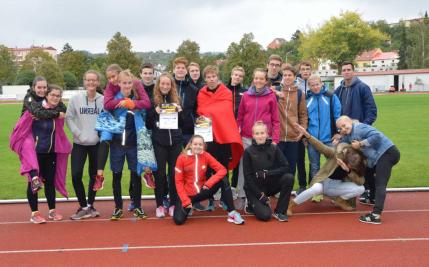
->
xmin=104 ymin=80 xmax=151 ymax=111
xmin=10 ymin=111 xmax=72 ymax=197
xmin=237 ymin=86 xmax=280 ymax=143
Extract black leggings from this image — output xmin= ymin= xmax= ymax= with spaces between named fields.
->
xmin=173 ymin=177 xmax=235 ymax=225
xmin=244 ymin=173 xmax=294 ymax=221
xmin=297 ymin=139 xmax=307 ymax=186
xmin=97 ymin=140 xmax=109 ymax=171
xmin=71 ymin=143 xmax=98 ymax=207
xmin=373 ymin=146 xmax=400 ymax=214
xmin=112 ymin=171 xmax=142 ymax=209
xmin=27 ymin=153 xmax=56 ymax=212
xmin=153 ymin=143 xmax=181 ymax=207
xmin=206 ymin=142 xmax=231 ymax=201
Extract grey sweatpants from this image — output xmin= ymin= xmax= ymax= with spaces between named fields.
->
xmin=237 ymin=137 xmax=253 ymax=198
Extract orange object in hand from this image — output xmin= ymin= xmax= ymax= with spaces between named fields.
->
xmin=123 ymin=98 xmax=135 ymax=110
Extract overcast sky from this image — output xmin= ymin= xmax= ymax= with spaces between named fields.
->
xmin=1 ymin=0 xmax=427 ymax=53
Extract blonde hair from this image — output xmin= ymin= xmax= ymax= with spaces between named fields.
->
xmin=188 ymin=62 xmax=200 ymax=71
xmin=252 ymin=120 xmax=268 ymax=133
xmin=173 ymin=57 xmax=189 ymax=68
xmin=336 ymin=115 xmax=353 ymax=124
xmin=308 ymin=75 xmax=322 ymax=85
xmin=153 ymin=73 xmax=180 ymax=106
xmin=106 ymin=64 xmax=122 ymax=74
xmin=183 ymin=135 xmax=207 ymax=154
xmin=231 ymin=66 xmax=245 ymax=76
xmin=118 ymin=69 xmax=139 ymax=100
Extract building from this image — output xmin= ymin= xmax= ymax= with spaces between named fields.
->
xmin=334 ymin=69 xmax=429 ymax=92
xmin=9 ymin=45 xmax=58 ymax=64
xmin=355 ymin=48 xmax=399 ymax=72
xmin=267 ymin=38 xmax=286 ymax=50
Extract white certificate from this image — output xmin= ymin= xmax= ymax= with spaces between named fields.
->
xmin=195 ymin=125 xmax=213 ymax=142
xmin=159 ymin=112 xmax=178 ymax=129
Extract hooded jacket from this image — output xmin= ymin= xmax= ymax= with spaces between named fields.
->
xmin=306 ymin=85 xmax=341 ymax=143
xmin=175 ymin=150 xmax=227 ymax=207
xmin=66 ymin=91 xmax=104 ymax=146
xmin=277 ymin=85 xmax=308 ymax=141
xmin=334 ymin=77 xmax=377 ymax=125
xmin=237 ymin=86 xmax=280 ymax=143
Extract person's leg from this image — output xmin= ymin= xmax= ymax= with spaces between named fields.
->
xmin=267 ymin=173 xmax=294 ymax=214
xmin=27 ymin=182 xmax=38 ymax=212
xmin=373 ymin=146 xmax=400 ymax=214
xmin=71 ymin=143 xmax=88 ymax=208
xmin=297 ymin=139 xmax=307 ymax=188
xmin=293 ymin=182 xmax=323 ymax=205
xmin=97 ymin=140 xmax=110 ymax=174
xmin=40 ymin=153 xmax=57 ymax=210
xmin=110 ymin=143 xmax=126 ymax=210
xmin=167 ymin=143 xmax=182 ymax=207
xmin=87 ymin=144 xmax=98 ymax=206
xmin=153 ymin=144 xmax=168 ymax=207
xmin=323 ymin=179 xmax=365 ymax=200
xmin=236 ymin=137 xmax=252 ymax=204
xmin=244 ymin=187 xmax=272 ymax=221
xmin=125 ymin=146 xmax=141 ymax=209
xmin=307 ymin=143 xmax=321 ymax=183
xmin=173 ymin=199 xmax=190 ymax=225
xmin=278 ymin=141 xmax=298 ymax=177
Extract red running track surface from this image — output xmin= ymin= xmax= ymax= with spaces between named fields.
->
xmin=0 ymin=192 xmax=428 ymax=267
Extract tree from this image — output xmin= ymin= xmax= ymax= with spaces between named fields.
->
xmin=63 ymin=71 xmax=78 ymax=90
xmin=106 ymin=32 xmax=141 ymax=75
xmin=406 ymin=16 xmax=429 ymax=69
xmin=397 ymin=23 xmax=409 ymax=69
xmin=58 ymin=45 xmax=89 ymax=86
xmin=15 ymin=69 xmax=35 ymax=86
xmin=267 ymin=30 xmax=303 ymax=66
xmin=224 ymin=33 xmax=267 ymax=86
xmin=0 ymin=45 xmax=17 ymax=85
xmin=38 ymin=61 xmax=64 ymax=87
xmin=174 ymin=39 xmax=201 ymax=66
xmin=300 ymin=12 xmax=388 ymax=69
xmin=20 ymin=48 xmax=63 ymax=86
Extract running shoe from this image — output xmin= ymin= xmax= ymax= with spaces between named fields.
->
xmin=110 ymin=208 xmax=123 ymax=220
xmin=272 ymin=212 xmax=288 ymax=222
xmin=93 ymin=175 xmax=104 ymax=191
xmin=359 ymin=212 xmax=381 ymax=224
xmin=227 ymin=210 xmax=245 ymax=225
xmin=168 ymin=205 xmax=175 ymax=217
xmin=193 ymin=202 xmax=207 ymax=211
xmin=359 ymin=196 xmax=375 ymax=206
xmin=142 ymin=172 xmax=156 ymax=189
xmin=90 ymin=207 xmax=100 ymax=217
xmin=70 ymin=207 xmax=91 ymax=220
xmin=48 ymin=210 xmax=63 ymax=221
xmin=134 ymin=207 xmax=148 ymax=219
xmin=30 ymin=211 xmax=46 ymax=224
xmin=207 ymin=199 xmax=215 ymax=212
xmin=156 ymin=206 xmax=166 ymax=218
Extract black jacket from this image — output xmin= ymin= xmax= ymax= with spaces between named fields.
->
xmin=174 ymin=76 xmax=198 ymax=135
xmin=189 ymin=75 xmax=205 ymax=91
xmin=242 ymin=139 xmax=290 ymax=197
xmin=226 ymin=79 xmax=247 ymax=118
xmin=146 ymin=95 xmax=183 ymax=146
xmin=142 ymin=82 xmax=155 ymax=105
xmin=21 ymin=89 xmax=44 ymax=116
xmin=29 ymin=100 xmax=67 ymax=120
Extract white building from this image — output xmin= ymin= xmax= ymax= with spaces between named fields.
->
xmin=334 ymin=69 xmax=429 ymax=92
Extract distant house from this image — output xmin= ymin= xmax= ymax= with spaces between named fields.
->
xmin=9 ymin=45 xmax=58 ymax=64
xmin=267 ymin=38 xmax=286 ymax=50
xmin=355 ymin=48 xmax=399 ymax=72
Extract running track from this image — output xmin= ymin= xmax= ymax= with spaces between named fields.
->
xmin=0 ymin=192 xmax=428 ymax=266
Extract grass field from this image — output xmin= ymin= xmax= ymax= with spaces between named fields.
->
xmin=1 ymin=93 xmax=428 ymax=199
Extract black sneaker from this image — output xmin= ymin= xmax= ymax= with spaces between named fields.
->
xmin=273 ymin=212 xmax=288 ymax=222
xmin=359 ymin=196 xmax=375 ymax=206
xmin=244 ymin=204 xmax=254 ymax=215
xmin=359 ymin=190 xmax=369 ymax=202
xmin=359 ymin=212 xmax=381 ymax=224
xmin=133 ymin=208 xmax=148 ymax=220
xmin=193 ymin=202 xmax=207 ymax=211
xmin=110 ymin=208 xmax=123 ymax=221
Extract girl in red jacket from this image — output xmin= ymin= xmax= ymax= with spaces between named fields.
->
xmin=174 ymin=135 xmax=245 ymax=225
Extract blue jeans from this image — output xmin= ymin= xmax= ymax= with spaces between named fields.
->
xmin=278 ymin=141 xmax=298 ymax=179
xmin=307 ymin=141 xmax=332 ymax=183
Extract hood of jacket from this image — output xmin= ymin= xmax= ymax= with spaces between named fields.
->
xmin=247 ymin=85 xmax=272 ymax=96
xmin=306 ymin=84 xmax=328 ymax=98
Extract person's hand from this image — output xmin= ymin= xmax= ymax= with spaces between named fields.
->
xmin=185 ymin=204 xmax=192 ymax=209
xmin=115 ymin=100 xmax=126 ymax=108
xmin=155 ymin=106 xmax=161 ymax=114
xmin=172 ymin=103 xmax=182 ymax=112
xmin=123 ymin=98 xmax=135 ymax=110
xmin=202 ymin=185 xmax=209 ymax=190
xmin=31 ymin=115 xmax=39 ymax=120
xmin=351 ymin=140 xmax=361 ymax=150
xmin=259 ymin=193 xmax=269 ymax=205
xmin=272 ymin=141 xmax=277 ymax=145
xmin=58 ymin=112 xmax=66 ymax=119
xmin=293 ymin=123 xmax=309 ymax=138
xmin=255 ymin=170 xmax=267 ymax=179
xmin=331 ymin=134 xmax=341 ymax=146
xmin=337 ymin=158 xmax=350 ymax=172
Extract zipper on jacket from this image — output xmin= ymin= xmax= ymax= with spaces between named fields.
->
xmin=48 ymin=119 xmax=55 ymax=153
xmin=168 ymin=129 xmax=172 ymax=146
xmin=254 ymin=95 xmax=259 ymax=124
xmin=317 ymin=97 xmax=321 ymax=140
xmin=122 ymin=129 xmax=126 ymax=146
xmin=35 ymin=136 xmax=39 ymax=148
xmin=194 ymin=154 xmax=200 ymax=193
xmin=285 ymin=88 xmax=291 ymax=141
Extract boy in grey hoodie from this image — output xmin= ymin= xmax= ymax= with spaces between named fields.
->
xmin=66 ymin=70 xmax=104 ymax=220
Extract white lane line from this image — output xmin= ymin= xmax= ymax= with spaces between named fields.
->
xmin=1 ymin=209 xmax=429 ymax=225
xmin=1 ymin=237 xmax=429 ymax=254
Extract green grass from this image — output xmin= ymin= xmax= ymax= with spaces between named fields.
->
xmin=1 ymin=94 xmax=428 ymax=199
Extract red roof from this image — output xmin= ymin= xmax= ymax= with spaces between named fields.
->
xmin=353 ymin=69 xmax=429 ymax=76
xmin=356 ymin=49 xmax=381 ymax=61
xmin=372 ymin=51 xmax=399 ymax=61
xmin=9 ymin=46 xmax=57 ymax=51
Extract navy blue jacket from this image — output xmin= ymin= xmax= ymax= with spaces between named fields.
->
xmin=334 ymin=77 xmax=377 ymax=125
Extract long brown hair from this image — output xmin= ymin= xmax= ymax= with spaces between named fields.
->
xmin=343 ymin=148 xmax=367 ymax=176
xmin=153 ymin=73 xmax=180 ymax=106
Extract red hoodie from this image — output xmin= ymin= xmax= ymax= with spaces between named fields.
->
xmin=197 ymin=83 xmax=244 ymax=169
xmin=175 ymin=151 xmax=227 ymax=207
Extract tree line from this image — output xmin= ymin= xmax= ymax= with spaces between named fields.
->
xmin=1 ymin=11 xmax=428 ymax=89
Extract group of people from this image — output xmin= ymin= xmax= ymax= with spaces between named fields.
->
xmin=10 ymin=54 xmax=400 ymax=226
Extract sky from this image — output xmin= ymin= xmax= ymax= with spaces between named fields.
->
xmin=1 ymin=0 xmax=427 ymax=53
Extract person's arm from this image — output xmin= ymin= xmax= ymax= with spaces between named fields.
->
xmin=271 ymin=94 xmax=280 ymax=143
xmin=266 ymin=146 xmax=289 ymax=177
xmin=65 ymin=97 xmax=80 ymax=139
xmin=174 ymin=156 xmax=192 ymax=207
xmin=29 ymin=102 xmax=65 ymax=120
xmin=298 ymin=91 xmax=308 ymax=129
xmin=355 ymin=124 xmax=383 ymax=148
xmin=204 ymin=153 xmax=227 ymax=188
xmin=103 ymin=83 xmax=121 ymax=111
xmin=242 ymin=150 xmax=263 ymax=197
xmin=332 ymin=94 xmax=342 ymax=121
xmin=361 ymin=85 xmax=377 ymax=125
xmin=133 ymin=80 xmax=151 ymax=110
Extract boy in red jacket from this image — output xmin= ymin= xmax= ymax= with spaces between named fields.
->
xmin=174 ymin=135 xmax=244 ymax=225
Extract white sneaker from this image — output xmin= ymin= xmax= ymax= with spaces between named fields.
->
xmin=156 ymin=206 xmax=165 ymax=218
